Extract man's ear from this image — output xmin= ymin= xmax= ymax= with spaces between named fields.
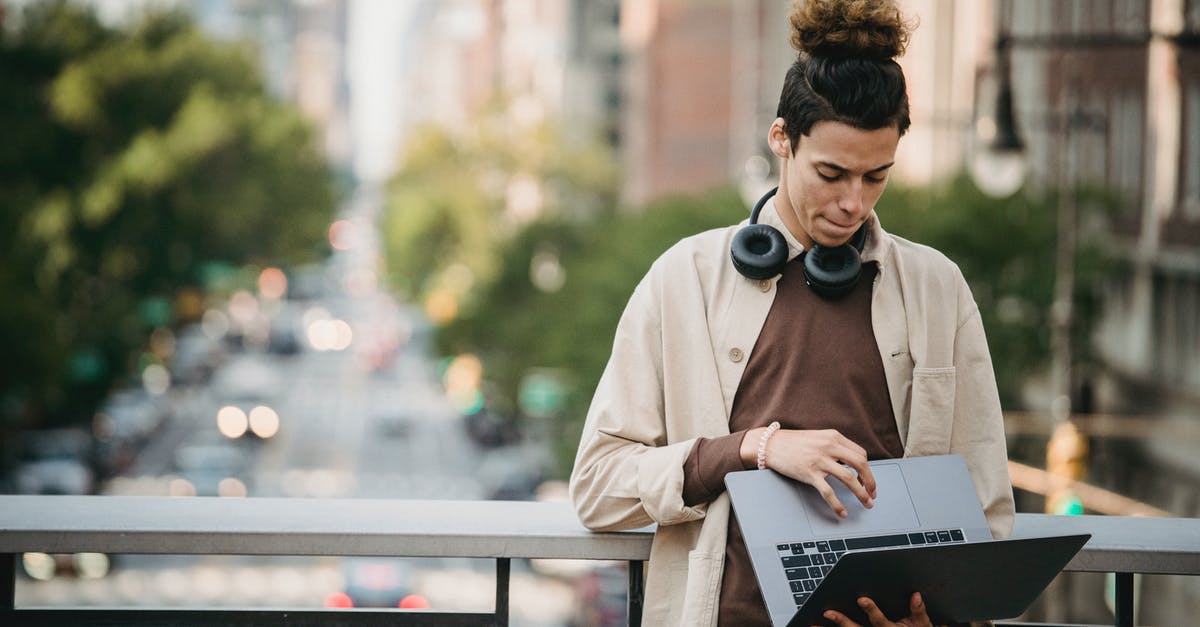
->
xmin=768 ymin=118 xmax=791 ymax=158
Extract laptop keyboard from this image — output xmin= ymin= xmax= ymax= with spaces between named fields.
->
xmin=777 ymin=528 xmax=966 ymax=608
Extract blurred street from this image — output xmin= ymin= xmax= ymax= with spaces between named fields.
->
xmin=13 ymin=186 xmax=584 ymax=626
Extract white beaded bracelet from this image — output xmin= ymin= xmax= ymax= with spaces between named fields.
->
xmin=756 ymin=421 xmax=782 ymax=470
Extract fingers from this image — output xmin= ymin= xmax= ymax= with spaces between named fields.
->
xmin=812 ymin=476 xmax=849 ymax=518
xmin=908 ymin=592 xmax=931 ymax=626
xmin=856 ymin=596 xmax=893 ymax=627
xmin=819 ymin=457 xmax=874 ymax=510
xmin=819 ymin=609 xmax=862 ymax=627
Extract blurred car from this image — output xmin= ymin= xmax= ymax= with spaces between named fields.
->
xmin=478 ymin=448 xmax=544 ymax=501
xmin=463 ymin=409 xmax=520 ymax=449
xmin=171 ymin=324 xmax=225 ymax=384
xmin=15 ymin=428 xmax=96 ymax=495
xmin=211 ymin=355 xmax=284 ymax=440
xmin=335 ymin=557 xmax=418 ymax=608
xmin=170 ymin=434 xmax=252 ymax=497
xmin=97 ymin=387 xmax=169 ymax=444
xmin=570 ymin=564 xmax=629 ymax=627
xmin=212 ymin=355 xmax=281 ymax=400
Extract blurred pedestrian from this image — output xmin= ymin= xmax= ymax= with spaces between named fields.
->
xmin=569 ymin=1 xmax=1014 ymax=625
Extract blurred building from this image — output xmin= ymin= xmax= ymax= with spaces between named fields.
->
xmin=615 ymin=0 xmax=985 ymax=207
xmin=985 ymin=1 xmax=1199 ymax=421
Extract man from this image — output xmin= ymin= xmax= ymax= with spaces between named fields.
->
xmin=570 ymin=2 xmax=1013 ymax=624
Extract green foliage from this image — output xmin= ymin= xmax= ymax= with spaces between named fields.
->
xmin=0 ymin=2 xmax=336 ymax=428
xmin=883 ymin=175 xmax=1115 ymax=405
xmin=438 ymin=187 xmax=746 ymax=473
xmin=381 ymin=99 xmax=618 ymax=304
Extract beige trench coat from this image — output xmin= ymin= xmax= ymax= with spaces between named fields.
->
xmin=569 ymin=200 xmax=1015 ymax=626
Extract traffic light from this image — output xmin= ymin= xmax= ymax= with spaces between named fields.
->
xmin=1045 ymin=422 xmax=1088 ymax=515
xmin=1047 ymin=489 xmax=1084 ymax=516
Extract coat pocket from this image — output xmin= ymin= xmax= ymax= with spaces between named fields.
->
xmin=904 ymin=366 xmax=956 ymax=456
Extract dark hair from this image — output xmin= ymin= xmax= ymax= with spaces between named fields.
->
xmin=777 ymin=0 xmax=913 ymax=150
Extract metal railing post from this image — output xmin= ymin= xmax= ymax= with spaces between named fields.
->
xmin=1114 ymin=571 xmax=1134 ymax=627
xmin=628 ymin=559 xmax=644 ymax=627
xmin=1 ymin=553 xmax=14 ymax=610
xmin=495 ymin=558 xmax=510 ymax=627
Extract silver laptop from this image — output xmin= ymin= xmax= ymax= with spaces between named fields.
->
xmin=724 ymin=454 xmax=993 ymax=626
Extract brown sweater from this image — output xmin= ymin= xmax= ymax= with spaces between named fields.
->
xmin=682 ymin=259 xmax=904 ymax=626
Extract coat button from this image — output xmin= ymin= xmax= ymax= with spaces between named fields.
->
xmin=758 ymin=280 xmax=772 ymax=292
xmin=729 ymin=348 xmax=744 ymax=363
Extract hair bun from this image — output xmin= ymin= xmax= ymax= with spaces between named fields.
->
xmin=790 ymin=0 xmax=911 ymax=60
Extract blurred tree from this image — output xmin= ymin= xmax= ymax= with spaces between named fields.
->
xmin=438 ymin=187 xmax=745 ymax=473
xmin=0 ymin=3 xmax=336 ymax=431
xmin=381 ymin=98 xmax=618 ymax=317
xmin=883 ymin=175 xmax=1114 ymax=408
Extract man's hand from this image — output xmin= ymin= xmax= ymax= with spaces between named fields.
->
xmin=818 ymin=592 xmax=933 ymax=627
xmin=742 ymin=427 xmax=877 ymax=518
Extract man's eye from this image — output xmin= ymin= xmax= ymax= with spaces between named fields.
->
xmin=818 ymin=171 xmax=841 ymax=182
xmin=866 ymin=175 xmax=887 ymax=184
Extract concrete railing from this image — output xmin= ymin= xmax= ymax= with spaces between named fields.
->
xmin=1 ymin=496 xmax=1198 ymax=626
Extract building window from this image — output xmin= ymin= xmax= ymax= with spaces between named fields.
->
xmin=1184 ymin=83 xmax=1200 ymax=220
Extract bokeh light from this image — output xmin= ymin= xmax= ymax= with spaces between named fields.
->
xmin=218 ymin=477 xmax=248 ymax=498
xmin=258 ymin=267 xmax=288 ymax=299
xmin=217 ymin=405 xmax=249 ymax=438
xmin=22 ymin=552 xmax=56 ymax=581
xmin=249 ymin=405 xmax=280 ymax=438
xmin=73 ymin=552 xmax=110 ymax=579
xmin=168 ymin=477 xmax=197 ymax=497
xmin=324 ymin=591 xmax=354 ymax=608
xmin=142 ymin=364 xmax=171 ymax=395
xmin=329 ymin=219 xmax=356 ymax=251
xmin=227 ymin=290 xmax=259 ymax=326
xmin=201 ymin=308 xmax=230 ymax=340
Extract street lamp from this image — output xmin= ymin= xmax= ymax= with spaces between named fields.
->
xmin=970 ymin=34 xmax=1028 ymax=198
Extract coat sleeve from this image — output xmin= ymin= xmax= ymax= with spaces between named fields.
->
xmin=951 ymin=278 xmax=1016 ymax=539
xmin=569 ymin=271 xmax=709 ymax=532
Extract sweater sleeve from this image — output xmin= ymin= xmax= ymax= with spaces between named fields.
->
xmin=682 ymin=431 xmax=750 ymax=506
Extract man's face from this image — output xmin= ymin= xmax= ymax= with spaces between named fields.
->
xmin=770 ymin=120 xmax=900 ymax=250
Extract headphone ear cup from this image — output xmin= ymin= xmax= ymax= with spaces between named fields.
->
xmin=803 ymin=243 xmax=863 ymax=298
xmin=731 ymin=224 xmax=788 ymax=280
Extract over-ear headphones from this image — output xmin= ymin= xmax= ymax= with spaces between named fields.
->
xmin=730 ymin=186 xmax=868 ymax=299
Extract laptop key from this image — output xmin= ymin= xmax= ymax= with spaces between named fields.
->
xmin=795 ymin=592 xmax=811 ymax=605
xmin=802 ymin=579 xmax=816 ymax=592
xmin=803 ymin=541 xmax=816 ymax=549
xmin=937 ymin=530 xmax=953 ymax=542
xmin=822 ymin=565 xmax=832 ymax=576
xmin=924 ymin=532 xmax=938 ymax=543
xmin=829 ymin=539 xmax=846 ymax=551
xmin=950 ymin=529 xmax=964 ymax=542
xmin=816 ymin=541 xmax=830 ymax=552
xmin=777 ymin=544 xmax=789 ymax=551
xmin=825 ymin=552 xmax=838 ymax=564
xmin=908 ymin=532 xmax=926 ymax=544
xmin=782 ymin=555 xmax=811 ymax=568
xmin=790 ymin=581 xmax=804 ymax=593
xmin=844 ymin=533 xmax=911 ymax=550
xmin=785 ymin=568 xmax=807 ymax=580
xmin=808 ymin=566 xmax=822 ymax=579
xmin=810 ymin=553 xmax=823 ymax=566
xmin=791 ymin=543 xmax=805 ymax=554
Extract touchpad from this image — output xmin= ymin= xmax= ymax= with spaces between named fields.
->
xmin=802 ymin=463 xmax=921 ymax=536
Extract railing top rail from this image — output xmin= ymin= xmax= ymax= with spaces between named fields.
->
xmin=2 ymin=496 xmax=1198 ymax=575
xmin=0 ymin=496 xmax=650 ymax=561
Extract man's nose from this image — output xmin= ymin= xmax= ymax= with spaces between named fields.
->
xmin=838 ymin=182 xmax=865 ymax=215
